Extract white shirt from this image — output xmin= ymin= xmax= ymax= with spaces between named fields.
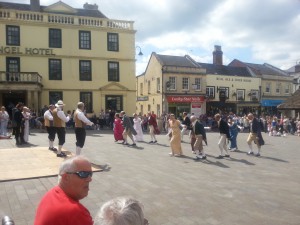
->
xmin=76 ymin=109 xmax=93 ymax=126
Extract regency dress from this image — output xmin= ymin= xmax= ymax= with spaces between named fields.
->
xmin=113 ymin=118 xmax=124 ymax=141
xmin=133 ymin=117 xmax=144 ymax=142
xmin=169 ymin=119 xmax=182 ymax=155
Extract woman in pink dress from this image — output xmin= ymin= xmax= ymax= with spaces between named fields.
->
xmin=113 ymin=113 xmax=124 ymax=142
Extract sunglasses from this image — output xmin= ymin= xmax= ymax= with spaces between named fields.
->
xmin=66 ymin=171 xmax=93 ymax=178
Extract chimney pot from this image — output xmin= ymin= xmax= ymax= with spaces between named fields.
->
xmin=30 ymin=0 xmax=40 ymax=11
xmin=213 ymin=45 xmax=223 ymax=66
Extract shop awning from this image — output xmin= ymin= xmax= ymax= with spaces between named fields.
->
xmin=261 ymin=99 xmax=283 ymax=107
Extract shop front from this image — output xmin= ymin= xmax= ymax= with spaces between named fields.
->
xmin=236 ymin=102 xmax=260 ymax=116
xmin=261 ymin=99 xmax=284 ymax=116
xmin=166 ymin=96 xmax=205 ymax=118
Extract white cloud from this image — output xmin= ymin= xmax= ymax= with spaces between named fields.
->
xmin=7 ymin=0 xmax=300 ymax=72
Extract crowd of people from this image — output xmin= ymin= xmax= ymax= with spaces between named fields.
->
xmin=2 ymin=103 xmax=300 ymax=225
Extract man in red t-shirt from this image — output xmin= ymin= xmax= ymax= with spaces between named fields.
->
xmin=34 ymin=156 xmax=93 ymax=225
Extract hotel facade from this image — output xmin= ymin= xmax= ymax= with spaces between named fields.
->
xmin=0 ymin=0 xmax=137 ymax=116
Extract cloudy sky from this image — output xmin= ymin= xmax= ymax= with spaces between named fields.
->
xmin=10 ymin=0 xmax=300 ymax=75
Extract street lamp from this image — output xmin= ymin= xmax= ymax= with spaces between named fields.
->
xmin=136 ymin=46 xmax=143 ymax=56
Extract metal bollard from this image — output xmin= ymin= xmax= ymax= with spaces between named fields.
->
xmin=2 ymin=216 xmax=15 ymax=225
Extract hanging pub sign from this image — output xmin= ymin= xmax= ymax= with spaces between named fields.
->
xmin=219 ymin=90 xmax=227 ymax=102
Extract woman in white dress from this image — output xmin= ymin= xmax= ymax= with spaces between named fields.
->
xmin=133 ymin=113 xmax=144 ymax=142
xmin=22 ymin=106 xmax=31 ymax=143
xmin=0 ymin=106 xmax=10 ymax=136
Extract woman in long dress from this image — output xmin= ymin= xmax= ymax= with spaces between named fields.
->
xmin=133 ymin=113 xmax=143 ymax=142
xmin=113 ymin=113 xmax=124 ymax=142
xmin=169 ymin=114 xmax=183 ymax=156
xmin=0 ymin=106 xmax=10 ymax=137
xmin=22 ymin=106 xmax=31 ymax=143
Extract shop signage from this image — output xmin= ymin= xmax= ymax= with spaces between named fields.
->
xmin=215 ymin=76 xmax=252 ymax=83
xmin=137 ymin=96 xmax=149 ymax=101
xmin=167 ymin=96 xmax=204 ymax=103
xmin=0 ymin=46 xmax=55 ymax=56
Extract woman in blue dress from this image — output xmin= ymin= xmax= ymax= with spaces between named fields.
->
xmin=228 ymin=118 xmax=239 ymax=151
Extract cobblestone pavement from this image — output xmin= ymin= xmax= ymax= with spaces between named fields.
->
xmin=0 ymin=129 xmax=300 ymax=225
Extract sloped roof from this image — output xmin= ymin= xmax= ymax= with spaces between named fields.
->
xmin=0 ymin=1 xmax=107 ymax=18
xmin=228 ymin=59 xmax=289 ymax=77
xmin=198 ymin=63 xmax=252 ymax=77
xmin=155 ymin=53 xmax=200 ymax=68
xmin=277 ymin=88 xmax=300 ymax=109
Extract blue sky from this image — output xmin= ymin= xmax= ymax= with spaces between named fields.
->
xmin=11 ymin=0 xmax=300 ymax=75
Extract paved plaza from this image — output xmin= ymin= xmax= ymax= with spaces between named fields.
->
xmin=0 ymin=129 xmax=300 ymax=225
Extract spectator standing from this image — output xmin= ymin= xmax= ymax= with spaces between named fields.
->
xmin=12 ymin=103 xmax=24 ymax=145
xmin=94 ymin=197 xmax=147 ymax=225
xmin=22 ymin=106 xmax=31 ymax=143
xmin=34 ymin=156 xmax=93 ymax=225
xmin=0 ymin=106 xmax=10 ymax=136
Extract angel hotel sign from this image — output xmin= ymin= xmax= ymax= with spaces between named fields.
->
xmin=0 ymin=46 xmax=55 ymax=56
xmin=167 ymin=96 xmax=205 ymax=103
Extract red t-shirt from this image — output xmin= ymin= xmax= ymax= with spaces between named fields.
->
xmin=34 ymin=186 xmax=93 ymax=225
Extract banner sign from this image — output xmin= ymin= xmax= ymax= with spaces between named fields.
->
xmin=167 ymin=96 xmax=204 ymax=103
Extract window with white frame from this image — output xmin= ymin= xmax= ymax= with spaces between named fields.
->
xmin=285 ymin=84 xmax=290 ymax=94
xmin=250 ymin=90 xmax=259 ymax=101
xmin=157 ymin=78 xmax=160 ymax=92
xmin=182 ymin=77 xmax=189 ymax=90
xmin=169 ymin=77 xmax=176 ymax=90
xmin=140 ymin=83 xmax=143 ymax=95
xmin=276 ymin=83 xmax=280 ymax=94
xmin=237 ymin=89 xmax=245 ymax=101
xmin=194 ymin=78 xmax=201 ymax=91
xmin=206 ymin=86 xmax=214 ymax=97
xmin=266 ymin=83 xmax=271 ymax=93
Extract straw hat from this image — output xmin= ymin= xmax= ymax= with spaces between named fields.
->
xmin=55 ymin=100 xmax=65 ymax=108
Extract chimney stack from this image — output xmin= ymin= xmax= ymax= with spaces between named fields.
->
xmin=295 ymin=64 xmax=300 ymax=73
xmin=83 ymin=3 xmax=99 ymax=10
xmin=30 ymin=0 xmax=40 ymax=11
xmin=213 ymin=45 xmax=223 ymax=66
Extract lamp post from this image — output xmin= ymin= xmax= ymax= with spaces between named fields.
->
xmin=136 ymin=46 xmax=143 ymax=56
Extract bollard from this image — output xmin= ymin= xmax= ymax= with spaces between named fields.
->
xmin=2 ymin=216 xmax=15 ymax=225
